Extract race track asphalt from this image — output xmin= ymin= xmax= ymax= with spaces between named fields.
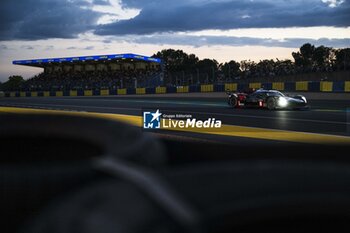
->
xmin=0 ymin=94 xmax=349 ymax=145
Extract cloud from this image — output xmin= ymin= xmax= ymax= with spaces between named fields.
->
xmin=20 ymin=45 xmax=35 ymax=50
xmin=89 ymin=0 xmax=140 ymax=25
xmin=96 ymin=0 xmax=350 ymax=36
xmin=0 ymin=0 xmax=101 ymax=41
xmin=322 ymin=0 xmax=345 ymax=7
xmin=84 ymin=46 xmax=95 ymax=50
xmin=45 ymin=45 xmax=54 ymax=51
xmin=128 ymin=33 xmax=350 ymax=48
xmin=93 ymin=0 xmax=110 ymax=5
xmin=1 ymin=0 xmax=349 ymax=43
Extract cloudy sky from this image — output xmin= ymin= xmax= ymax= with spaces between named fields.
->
xmin=0 ymin=0 xmax=349 ymax=81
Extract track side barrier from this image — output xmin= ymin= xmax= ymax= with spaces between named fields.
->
xmin=127 ymin=88 xmax=136 ymax=95
xmin=333 ymin=81 xmax=344 ymax=92
xmin=146 ymin=87 xmax=155 ymax=94
xmin=166 ymin=86 xmax=176 ymax=93
xmin=100 ymin=89 xmax=109 ymax=96
xmin=262 ymin=83 xmax=272 ymax=90
xmin=84 ymin=90 xmax=92 ymax=96
xmin=238 ymin=83 xmax=249 ymax=91
xmin=249 ymin=83 xmax=262 ymax=89
xmin=70 ymin=90 xmax=78 ymax=97
xmin=225 ymin=83 xmax=237 ymax=91
xmin=344 ymin=81 xmax=350 ymax=92
xmin=56 ymin=91 xmax=63 ymax=97
xmin=189 ymin=85 xmax=200 ymax=92
xmin=117 ymin=89 xmax=127 ymax=95
xmin=200 ymin=84 xmax=214 ymax=92
xmin=215 ymin=84 xmax=225 ymax=92
xmin=177 ymin=86 xmax=189 ymax=93
xmin=4 ymin=81 xmax=350 ymax=97
xmin=136 ymin=88 xmax=146 ymax=95
xmin=320 ymin=81 xmax=333 ymax=92
xmin=272 ymin=82 xmax=284 ymax=91
xmin=109 ymin=89 xmax=117 ymax=95
xmin=284 ymin=82 xmax=296 ymax=92
xmin=93 ymin=89 xmax=100 ymax=96
xmin=308 ymin=82 xmax=320 ymax=92
xmin=296 ymin=81 xmax=308 ymax=91
xmin=155 ymin=87 xmax=166 ymax=94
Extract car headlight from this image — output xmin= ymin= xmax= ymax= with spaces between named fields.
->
xmin=301 ymin=96 xmax=307 ymax=103
xmin=278 ymin=97 xmax=288 ymax=107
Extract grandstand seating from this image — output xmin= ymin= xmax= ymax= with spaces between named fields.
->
xmin=20 ymin=69 xmax=162 ymax=92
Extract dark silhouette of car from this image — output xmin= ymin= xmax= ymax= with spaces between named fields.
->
xmin=227 ymin=89 xmax=308 ymax=110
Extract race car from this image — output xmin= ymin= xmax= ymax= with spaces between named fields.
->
xmin=227 ymin=89 xmax=308 ymax=110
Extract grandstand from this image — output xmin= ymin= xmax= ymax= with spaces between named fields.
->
xmin=12 ymin=53 xmax=164 ymax=91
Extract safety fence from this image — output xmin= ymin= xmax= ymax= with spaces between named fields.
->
xmin=4 ymin=81 xmax=350 ymax=97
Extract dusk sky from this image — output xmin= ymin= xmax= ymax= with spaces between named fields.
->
xmin=0 ymin=0 xmax=349 ymax=82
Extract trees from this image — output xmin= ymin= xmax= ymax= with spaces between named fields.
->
xmin=240 ymin=60 xmax=256 ymax=79
xmin=220 ymin=60 xmax=240 ymax=81
xmin=292 ymin=43 xmax=315 ymax=71
xmin=313 ymin=46 xmax=330 ymax=68
xmin=1 ymin=76 xmax=25 ymax=91
xmin=153 ymin=49 xmax=222 ymax=84
xmin=153 ymin=49 xmax=199 ymax=72
xmin=154 ymin=45 xmax=348 ymax=85
xmin=292 ymin=43 xmax=340 ymax=72
xmin=335 ymin=48 xmax=350 ymax=71
xmin=195 ymin=59 xmax=219 ymax=83
xmin=196 ymin=59 xmax=218 ymax=71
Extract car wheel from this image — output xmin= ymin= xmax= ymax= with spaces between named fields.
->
xmin=267 ymin=98 xmax=276 ymax=110
xmin=229 ymin=97 xmax=238 ymax=108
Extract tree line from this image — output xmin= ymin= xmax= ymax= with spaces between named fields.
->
xmin=153 ymin=43 xmax=350 ymax=84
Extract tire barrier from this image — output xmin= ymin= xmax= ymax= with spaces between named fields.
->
xmin=177 ymin=86 xmax=189 ymax=93
xmin=272 ymin=82 xmax=284 ymax=91
xmin=136 ymin=88 xmax=146 ymax=95
xmin=249 ymin=83 xmax=262 ymax=89
xmin=100 ymin=89 xmax=109 ymax=96
xmin=70 ymin=90 xmax=77 ymax=97
xmin=345 ymin=81 xmax=350 ymax=92
xmin=84 ymin=90 xmax=93 ymax=96
xmin=155 ymin=87 xmax=166 ymax=94
xmin=200 ymin=84 xmax=214 ymax=92
xmin=117 ymin=89 xmax=127 ymax=95
xmin=224 ymin=83 xmax=237 ymax=92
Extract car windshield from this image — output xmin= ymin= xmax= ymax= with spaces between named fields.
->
xmin=266 ymin=91 xmax=285 ymax=97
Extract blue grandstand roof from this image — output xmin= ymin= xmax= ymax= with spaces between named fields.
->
xmin=12 ymin=53 xmax=161 ymax=67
